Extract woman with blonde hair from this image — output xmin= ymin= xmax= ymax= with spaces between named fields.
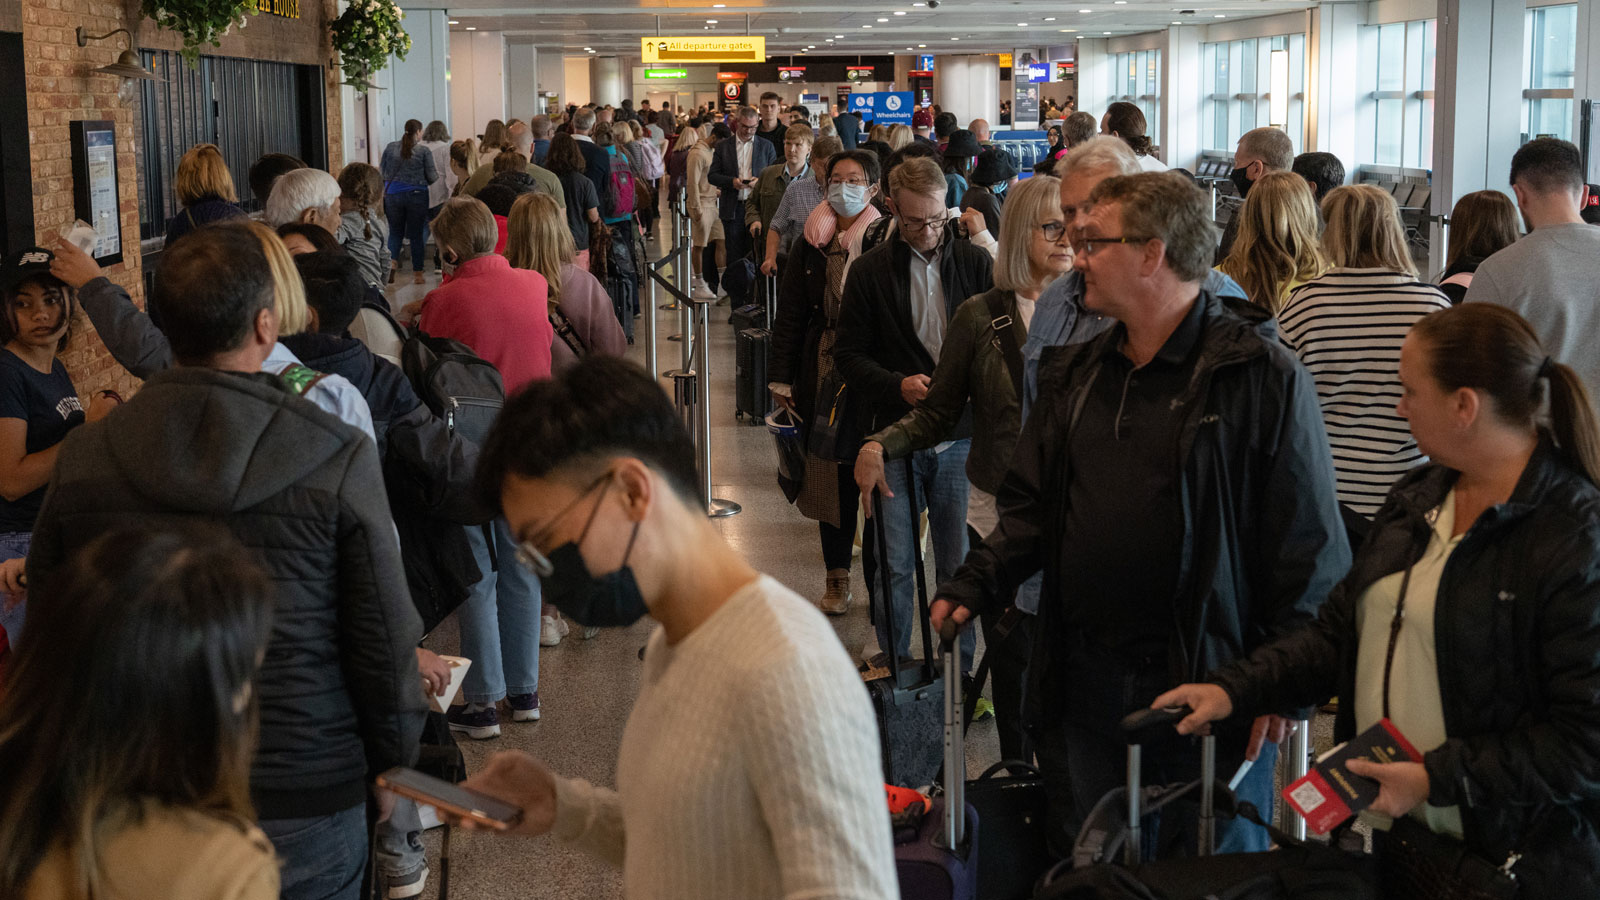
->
xmin=449 ymin=138 xmax=478 ymax=196
xmin=505 ymin=192 xmax=627 ymax=374
xmin=164 ymin=143 xmax=247 ymax=245
xmin=1279 ymin=183 xmax=1450 ymax=539
xmin=852 ymin=174 xmax=1070 ymax=758
xmin=1217 ymin=169 xmax=1326 ymax=313
xmin=886 ymin=124 xmax=913 ymax=151
xmin=867 ymin=123 xmax=890 ymax=145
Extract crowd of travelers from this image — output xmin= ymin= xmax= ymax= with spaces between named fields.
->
xmin=1 ymin=85 xmax=1599 ymax=900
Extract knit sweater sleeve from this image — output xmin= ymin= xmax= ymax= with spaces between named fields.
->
xmin=742 ymin=648 xmax=899 ymax=900
xmin=551 ymin=776 xmax=628 ymax=867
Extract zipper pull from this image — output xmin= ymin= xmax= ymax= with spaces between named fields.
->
xmin=446 ymin=396 xmax=458 ymax=434
xmin=1500 ymin=851 xmax=1522 ymax=879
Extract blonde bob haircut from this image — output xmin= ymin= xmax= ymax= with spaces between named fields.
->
xmin=887 ymin=124 xmax=913 ymax=151
xmin=993 ymin=174 xmax=1062 ymax=293
xmin=505 ymin=192 xmax=574 ymax=306
xmin=1218 ymin=170 xmax=1326 ymax=313
xmin=241 ymin=220 xmax=309 ymax=336
xmin=431 ymin=197 xmax=500 ymax=261
xmin=1319 ymin=184 xmax=1416 ymax=277
xmin=175 ymin=144 xmax=238 ymax=206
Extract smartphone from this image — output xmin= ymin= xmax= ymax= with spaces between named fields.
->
xmin=376 ymin=767 xmax=523 ymax=831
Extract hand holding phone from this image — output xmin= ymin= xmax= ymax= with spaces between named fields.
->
xmin=376 ymin=767 xmax=525 ymax=832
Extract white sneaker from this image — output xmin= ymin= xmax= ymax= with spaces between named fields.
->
xmin=540 ymin=614 xmax=563 ymax=647
xmin=691 ymin=277 xmax=715 ymax=301
xmin=556 ymin=617 xmax=570 ymax=637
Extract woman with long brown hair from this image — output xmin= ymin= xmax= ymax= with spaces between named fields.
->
xmin=380 ymin=118 xmax=439 ymax=284
xmin=1217 ymin=169 xmax=1326 ymax=313
xmin=1438 ymin=189 xmax=1518 ymax=303
xmin=478 ymin=118 xmax=509 ymax=167
xmin=1159 ymin=302 xmax=1600 ymax=899
xmin=1 ymin=526 xmax=279 ymax=900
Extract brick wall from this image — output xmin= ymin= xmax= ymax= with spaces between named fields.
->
xmin=20 ymin=0 xmax=344 ymax=398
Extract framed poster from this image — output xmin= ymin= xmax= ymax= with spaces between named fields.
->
xmin=70 ymin=120 xmax=122 ymax=266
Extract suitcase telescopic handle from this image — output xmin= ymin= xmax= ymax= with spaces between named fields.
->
xmin=1119 ymin=705 xmax=1192 ymax=740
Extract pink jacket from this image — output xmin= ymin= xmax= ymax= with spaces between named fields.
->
xmin=418 ymin=254 xmax=553 ymax=394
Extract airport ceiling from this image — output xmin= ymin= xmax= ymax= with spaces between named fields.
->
xmin=406 ymin=0 xmax=1328 ymax=56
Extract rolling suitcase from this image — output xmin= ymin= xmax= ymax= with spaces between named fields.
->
xmin=895 ymin=619 xmax=979 ymax=900
xmin=735 ymin=326 xmax=771 ymax=424
xmin=731 ymin=302 xmax=766 ymax=332
xmin=864 ymin=488 xmax=944 ymax=790
xmin=1034 ymin=707 xmax=1379 ymax=900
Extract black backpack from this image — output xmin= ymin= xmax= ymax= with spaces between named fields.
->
xmin=400 ymin=330 xmax=505 ymax=445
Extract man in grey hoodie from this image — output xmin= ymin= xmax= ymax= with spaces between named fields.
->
xmin=25 ymin=223 xmax=426 ymax=900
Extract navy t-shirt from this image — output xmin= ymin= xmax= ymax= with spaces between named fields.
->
xmin=0 ymin=349 xmax=84 ymax=533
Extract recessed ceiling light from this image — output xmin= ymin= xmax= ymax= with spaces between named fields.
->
xmin=707 ymin=18 xmax=718 ymax=23
xmin=863 ymin=24 xmax=872 ymax=27
xmin=1044 ymin=16 xmax=1056 ymax=20
xmin=1172 ymin=20 xmax=1181 ymax=24
xmin=917 ymin=43 xmax=926 ymax=47
xmin=826 ymin=38 xmax=835 ymax=41
xmin=1103 ymin=30 xmax=1111 ymax=34
xmin=465 ymin=26 xmax=476 ymax=31
xmin=912 ymin=1 xmax=925 ymax=5
xmin=1017 ymin=21 xmax=1027 ymax=25
xmin=1060 ymin=28 xmax=1077 ymax=32
xmin=448 ymin=19 xmax=459 ymax=24
xmin=583 ymin=46 xmax=591 ymax=50
xmin=836 ymin=33 xmax=844 ymax=37
xmin=895 ymin=9 xmax=907 ymax=14
xmin=1079 ymin=7 xmax=1091 ymax=11
xmin=950 ymin=36 xmax=958 ymax=39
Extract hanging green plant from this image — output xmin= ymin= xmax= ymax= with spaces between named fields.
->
xmin=142 ymin=0 xmax=258 ymax=65
xmin=331 ymin=0 xmax=411 ymax=94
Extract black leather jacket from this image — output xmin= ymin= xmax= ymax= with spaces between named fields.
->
xmin=1211 ymin=439 xmax=1600 ymax=894
xmin=938 ymin=290 xmax=1350 ymax=729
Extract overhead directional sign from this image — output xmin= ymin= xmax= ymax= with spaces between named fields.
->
xmin=644 ymin=68 xmax=689 ymax=80
xmin=641 ymin=35 xmax=766 ymax=64
xmin=848 ymin=91 xmax=913 ymax=125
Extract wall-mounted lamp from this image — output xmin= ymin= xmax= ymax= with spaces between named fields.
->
xmin=77 ymin=27 xmax=161 ymax=102
xmin=1268 ymin=48 xmax=1288 ymax=129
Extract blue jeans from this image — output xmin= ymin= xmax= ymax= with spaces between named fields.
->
xmin=385 ymin=188 xmax=429 ymax=272
xmin=259 ymin=804 xmax=367 ymax=900
xmin=375 ymin=797 xmax=425 ymax=879
xmin=877 ymin=440 xmax=974 ymax=671
xmin=459 ymin=519 xmax=542 ymax=704
xmin=0 ymin=531 xmax=28 ymax=648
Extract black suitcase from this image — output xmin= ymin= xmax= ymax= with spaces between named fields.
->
xmin=864 ymin=488 xmax=944 ymax=789
xmin=735 ymin=327 xmax=771 ymax=424
xmin=731 ymin=302 xmax=766 ymax=332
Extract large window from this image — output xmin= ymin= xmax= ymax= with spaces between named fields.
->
xmin=1361 ymin=19 xmax=1436 ymax=168
xmin=1111 ymin=48 xmax=1161 ymax=148
xmin=1201 ymin=34 xmax=1306 ymax=153
xmin=1524 ymin=4 xmax=1577 ymax=142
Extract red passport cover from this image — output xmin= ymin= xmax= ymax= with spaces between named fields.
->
xmin=1282 ymin=717 xmax=1424 ymax=834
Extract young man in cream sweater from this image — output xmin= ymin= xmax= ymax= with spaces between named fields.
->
xmin=455 ymin=356 xmax=898 ymax=900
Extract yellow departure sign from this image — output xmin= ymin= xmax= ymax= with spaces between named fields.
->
xmin=641 ymin=35 xmax=767 ymax=64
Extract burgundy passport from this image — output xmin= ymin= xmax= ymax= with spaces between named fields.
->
xmin=1282 ymin=717 xmax=1424 ymax=834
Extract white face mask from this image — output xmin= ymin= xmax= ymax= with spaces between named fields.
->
xmin=827 ymin=183 xmax=871 ymax=218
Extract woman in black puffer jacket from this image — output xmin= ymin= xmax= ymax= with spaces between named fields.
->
xmin=1157 ymin=302 xmax=1600 ymax=897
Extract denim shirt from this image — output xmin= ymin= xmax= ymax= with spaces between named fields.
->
xmin=380 ymin=141 xmax=439 ymax=190
xmin=1020 ymin=268 xmax=1247 ymax=421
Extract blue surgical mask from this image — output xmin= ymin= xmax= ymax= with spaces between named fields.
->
xmin=828 ymin=182 xmax=871 ymax=217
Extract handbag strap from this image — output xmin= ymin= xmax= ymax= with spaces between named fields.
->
xmin=550 ymin=307 xmax=587 ymax=357
xmin=1381 ymin=565 xmax=1415 ymax=722
xmin=985 ymin=290 xmax=1026 ymax=402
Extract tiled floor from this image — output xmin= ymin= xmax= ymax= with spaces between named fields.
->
xmin=389 ymin=224 xmax=999 ymax=900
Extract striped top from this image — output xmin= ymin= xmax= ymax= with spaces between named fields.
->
xmin=1279 ymin=268 xmax=1450 ymax=517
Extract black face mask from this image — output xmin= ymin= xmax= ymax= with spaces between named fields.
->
xmin=537 ymin=492 xmax=648 ymax=628
xmin=1230 ymin=164 xmax=1254 ymax=199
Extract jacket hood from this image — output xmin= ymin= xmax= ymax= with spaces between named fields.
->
xmin=102 ymin=367 xmax=361 ymax=514
xmin=280 ymin=332 xmax=377 ymax=394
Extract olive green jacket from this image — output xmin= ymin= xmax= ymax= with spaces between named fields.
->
xmin=868 ymin=287 xmax=1025 ymax=495
xmin=745 ymin=161 xmax=808 ymax=235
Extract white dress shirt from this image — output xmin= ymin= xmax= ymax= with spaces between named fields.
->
xmin=736 ymin=137 xmax=754 ymax=199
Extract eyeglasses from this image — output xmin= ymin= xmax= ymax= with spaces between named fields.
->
xmin=1037 ymin=221 xmax=1069 ymax=243
xmin=1073 ymin=235 xmax=1151 ymax=258
xmin=829 ymin=177 xmax=870 ymax=186
xmin=898 ymin=214 xmax=948 ymax=234
xmin=513 ymin=474 xmax=612 ymax=577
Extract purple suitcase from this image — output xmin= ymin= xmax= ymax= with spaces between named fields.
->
xmin=893 ymin=621 xmax=979 ymax=899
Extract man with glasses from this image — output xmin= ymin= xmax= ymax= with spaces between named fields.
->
xmin=929 ymin=171 xmax=1349 ymax=857
xmin=834 ymin=156 xmax=994 ymax=678
xmin=709 ymin=105 xmax=777 ymax=301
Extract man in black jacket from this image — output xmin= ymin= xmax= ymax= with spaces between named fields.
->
xmin=835 ymin=156 xmax=994 ymax=677
xmin=931 ymin=173 xmax=1349 ymax=857
xmin=708 ymin=105 xmax=777 ymax=293
xmin=28 ymin=225 xmax=427 ymax=900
